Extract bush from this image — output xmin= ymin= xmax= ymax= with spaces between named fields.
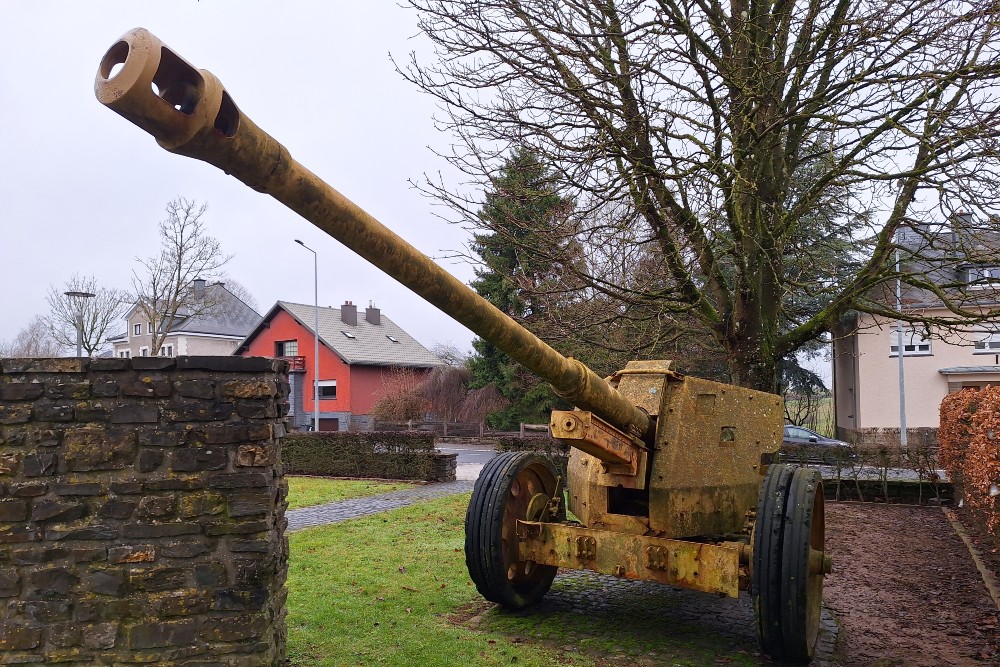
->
xmin=493 ymin=435 xmax=570 ymax=480
xmin=940 ymin=387 xmax=1000 ymax=535
xmin=282 ymin=431 xmax=439 ymax=481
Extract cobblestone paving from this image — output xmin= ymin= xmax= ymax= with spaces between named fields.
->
xmin=542 ymin=570 xmax=839 ymax=665
xmin=286 ymin=480 xmax=476 ymax=531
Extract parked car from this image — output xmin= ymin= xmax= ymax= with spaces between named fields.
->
xmin=780 ymin=425 xmax=855 ymax=464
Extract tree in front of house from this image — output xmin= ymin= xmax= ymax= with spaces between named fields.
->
xmin=0 ymin=315 xmax=62 ymax=358
xmin=400 ymin=0 xmax=1000 ymax=393
xmin=370 ymin=367 xmax=431 ymax=422
xmin=45 ymin=274 xmax=129 ymax=357
xmin=131 ymin=197 xmax=232 ymax=354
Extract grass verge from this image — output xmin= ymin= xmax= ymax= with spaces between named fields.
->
xmin=287 ymin=492 xmax=769 ymax=667
xmin=286 ymin=477 xmax=417 ymax=510
xmin=287 ymin=493 xmax=590 ymax=667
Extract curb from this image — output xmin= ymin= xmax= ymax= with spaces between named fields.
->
xmin=942 ymin=506 xmax=1000 ymax=611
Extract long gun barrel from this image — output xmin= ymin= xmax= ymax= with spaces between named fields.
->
xmin=95 ymin=28 xmax=654 ymax=444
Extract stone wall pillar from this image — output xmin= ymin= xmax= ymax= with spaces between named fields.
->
xmin=0 ymin=357 xmax=289 ymax=666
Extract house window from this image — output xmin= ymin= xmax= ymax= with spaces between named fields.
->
xmin=118 ymin=350 xmax=130 ymax=358
xmin=386 ymin=335 xmax=400 ymax=343
xmin=316 ymin=380 xmax=337 ymax=400
xmin=134 ymin=323 xmax=142 ymax=336
xmin=966 ymin=266 xmax=1000 ymax=289
xmin=341 ymin=331 xmax=356 ymax=339
xmin=139 ymin=347 xmax=149 ymax=357
xmin=275 ymin=340 xmax=298 ymax=357
xmin=889 ymin=329 xmax=932 ymax=356
xmin=973 ymin=330 xmax=1000 ymax=354
xmin=159 ymin=345 xmax=173 ymax=357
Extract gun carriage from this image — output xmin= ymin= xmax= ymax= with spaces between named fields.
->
xmin=96 ymin=29 xmax=829 ymax=662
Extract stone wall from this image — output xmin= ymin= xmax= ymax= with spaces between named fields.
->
xmin=0 ymin=357 xmax=289 ymax=666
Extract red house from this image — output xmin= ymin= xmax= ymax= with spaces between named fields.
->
xmin=235 ymin=300 xmax=442 ymax=431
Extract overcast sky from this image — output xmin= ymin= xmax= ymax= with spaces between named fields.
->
xmin=0 ymin=1 xmax=478 ymax=355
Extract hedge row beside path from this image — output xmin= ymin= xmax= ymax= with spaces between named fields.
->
xmin=282 ymin=431 xmax=455 ymax=482
xmin=940 ymin=388 xmax=999 ymax=536
xmin=493 ymin=435 xmax=570 ymax=479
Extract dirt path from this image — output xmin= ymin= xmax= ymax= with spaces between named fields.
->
xmin=825 ymin=502 xmax=1000 ymax=666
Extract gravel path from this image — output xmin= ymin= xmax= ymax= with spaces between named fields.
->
xmin=286 ymin=479 xmax=476 ymax=531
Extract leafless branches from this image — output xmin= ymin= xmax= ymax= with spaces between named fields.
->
xmin=45 ymin=274 xmax=129 ymax=356
xmin=131 ymin=198 xmax=232 ymax=353
xmin=400 ymin=0 xmax=1000 ymax=389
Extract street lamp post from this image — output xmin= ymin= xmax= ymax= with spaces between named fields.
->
xmin=64 ymin=291 xmax=96 ymax=357
xmin=294 ymin=240 xmax=320 ymax=432
xmin=895 ymin=250 xmax=908 ymax=448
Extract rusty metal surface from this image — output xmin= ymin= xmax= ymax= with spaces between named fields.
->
xmin=650 ymin=376 xmax=782 ymax=537
xmin=550 ymin=410 xmax=645 ymax=473
xmin=517 ymin=520 xmax=744 ymax=597
xmin=94 ymin=27 xmax=654 ymax=445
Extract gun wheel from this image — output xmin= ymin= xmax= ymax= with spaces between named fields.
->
xmin=753 ymin=464 xmax=826 ymax=663
xmin=465 ymin=451 xmax=564 ymax=609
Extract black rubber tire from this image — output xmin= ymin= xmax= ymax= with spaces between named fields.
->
xmin=753 ymin=464 xmax=826 ymax=663
xmin=780 ymin=467 xmax=825 ymax=662
xmin=464 ymin=451 xmax=563 ymax=609
xmin=753 ymin=463 xmax=796 ymax=659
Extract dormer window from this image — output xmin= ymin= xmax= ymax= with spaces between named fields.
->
xmin=341 ymin=331 xmax=356 ymax=339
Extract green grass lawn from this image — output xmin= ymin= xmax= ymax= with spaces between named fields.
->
xmin=286 ymin=477 xmax=418 ymax=510
xmin=287 ymin=493 xmax=590 ymax=667
xmin=286 ymin=492 xmax=767 ymax=667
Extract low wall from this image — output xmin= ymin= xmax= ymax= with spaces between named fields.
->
xmin=281 ymin=431 xmax=456 ymax=482
xmin=837 ymin=426 xmax=939 ymax=448
xmin=0 ymin=357 xmax=289 ymax=666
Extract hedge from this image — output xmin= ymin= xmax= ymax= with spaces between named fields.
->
xmin=281 ymin=431 xmax=443 ymax=481
xmin=493 ymin=435 xmax=571 ymax=480
xmin=940 ymin=387 xmax=999 ymax=536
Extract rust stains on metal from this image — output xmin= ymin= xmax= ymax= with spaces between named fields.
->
xmin=518 ymin=520 xmax=744 ymax=597
xmin=550 ymin=410 xmax=646 ymax=474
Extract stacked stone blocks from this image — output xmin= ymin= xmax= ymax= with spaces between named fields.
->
xmin=0 ymin=357 xmax=289 ymax=666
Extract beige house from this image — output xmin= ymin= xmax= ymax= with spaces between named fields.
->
xmin=108 ymin=280 xmax=260 ymax=358
xmin=833 ymin=308 xmax=1000 ymax=431
xmin=833 ymin=217 xmax=1000 ymax=435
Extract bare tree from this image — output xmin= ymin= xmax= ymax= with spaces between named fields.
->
xmin=0 ymin=316 xmax=62 ymax=358
xmin=45 ymin=274 xmax=129 ymax=356
xmin=132 ymin=198 xmax=232 ymax=353
xmin=400 ymin=0 xmax=1000 ymax=392
xmin=430 ymin=342 xmax=469 ymax=366
xmin=217 ymin=276 xmax=260 ymax=312
xmin=421 ymin=365 xmax=473 ymax=421
xmin=370 ymin=367 xmax=431 ymax=422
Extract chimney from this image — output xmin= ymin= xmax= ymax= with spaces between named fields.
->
xmin=365 ymin=302 xmax=381 ymax=325
xmin=193 ymin=278 xmax=206 ymax=298
xmin=341 ymin=300 xmax=357 ymax=326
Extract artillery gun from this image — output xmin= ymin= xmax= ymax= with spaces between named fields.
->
xmin=95 ymin=28 xmax=829 ymax=662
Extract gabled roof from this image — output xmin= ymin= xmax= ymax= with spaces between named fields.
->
xmin=167 ymin=284 xmax=260 ymax=337
xmin=108 ymin=283 xmax=261 ymax=342
xmin=235 ymin=301 xmax=442 ymax=368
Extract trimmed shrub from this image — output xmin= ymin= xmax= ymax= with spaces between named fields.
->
xmin=282 ymin=431 xmax=439 ymax=481
xmin=939 ymin=388 xmax=980 ymax=473
xmin=940 ymin=387 xmax=1000 ymax=535
xmin=494 ymin=435 xmax=570 ymax=480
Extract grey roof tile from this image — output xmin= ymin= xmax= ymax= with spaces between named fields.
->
xmin=271 ymin=301 xmax=442 ymax=367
